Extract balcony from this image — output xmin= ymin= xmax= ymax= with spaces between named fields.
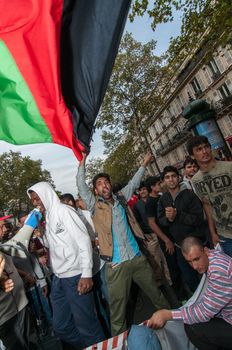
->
xmin=155 ymin=131 xmax=192 ymax=156
xmin=214 ymin=95 xmax=232 ymax=115
xmin=212 ymin=71 xmax=221 ymax=81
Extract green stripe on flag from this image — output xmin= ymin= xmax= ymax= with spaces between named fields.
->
xmin=0 ymin=40 xmax=52 ymax=145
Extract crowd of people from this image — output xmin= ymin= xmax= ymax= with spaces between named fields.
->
xmin=0 ymin=135 xmax=232 ymax=350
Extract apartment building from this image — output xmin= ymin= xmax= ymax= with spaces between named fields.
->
xmin=146 ymin=43 xmax=232 ymax=174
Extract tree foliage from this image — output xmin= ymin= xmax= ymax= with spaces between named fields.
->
xmin=0 ymin=151 xmax=54 ymax=216
xmin=103 ymin=136 xmax=141 ymax=184
xmin=130 ymin=0 xmax=232 ymax=65
xmin=85 ymin=157 xmax=105 ymax=186
xmin=96 ymin=32 xmax=169 ymax=153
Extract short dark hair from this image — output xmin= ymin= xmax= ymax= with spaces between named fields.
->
xmin=60 ymin=193 xmax=76 ymax=207
xmin=138 ymin=181 xmax=147 ymax=191
xmin=183 ymin=156 xmax=198 ymax=169
xmin=181 ymin=236 xmax=204 ymax=255
xmin=162 ymin=166 xmax=179 ymax=180
xmin=145 ymin=176 xmax=161 ymax=193
xmin=92 ymin=173 xmax=111 ymax=189
xmin=186 ymin=136 xmax=210 ymax=156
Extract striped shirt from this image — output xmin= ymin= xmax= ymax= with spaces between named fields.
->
xmin=172 ymin=250 xmax=232 ymax=325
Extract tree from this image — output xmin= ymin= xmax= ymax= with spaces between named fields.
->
xmin=0 ymin=151 xmax=54 ymax=216
xmin=103 ymin=136 xmax=141 ymax=184
xmin=130 ymin=0 xmax=232 ymax=65
xmin=96 ymin=32 xmax=169 ymax=153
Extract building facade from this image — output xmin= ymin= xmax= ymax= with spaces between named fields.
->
xmin=146 ymin=44 xmax=232 ymax=174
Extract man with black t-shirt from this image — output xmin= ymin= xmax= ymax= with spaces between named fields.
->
xmin=133 ymin=181 xmax=172 ymax=287
xmin=145 ymin=176 xmax=183 ymax=299
xmin=157 ymin=166 xmax=207 ymax=293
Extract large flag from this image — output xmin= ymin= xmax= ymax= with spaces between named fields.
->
xmin=0 ymin=0 xmax=131 ymax=159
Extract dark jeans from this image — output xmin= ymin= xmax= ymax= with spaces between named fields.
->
xmin=159 ymin=240 xmax=185 ymax=300
xmin=185 ymin=318 xmax=232 ymax=350
xmin=176 ymin=246 xmax=200 ymax=293
xmin=50 ymin=274 xmax=104 ymax=350
xmin=219 ymin=236 xmax=232 ymax=258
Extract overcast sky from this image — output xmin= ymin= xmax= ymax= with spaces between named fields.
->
xmin=0 ymin=5 xmax=181 ymax=196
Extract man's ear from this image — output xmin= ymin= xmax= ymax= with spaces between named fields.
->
xmin=204 ymin=246 xmax=209 ymax=256
xmin=94 ymin=188 xmax=98 ymax=196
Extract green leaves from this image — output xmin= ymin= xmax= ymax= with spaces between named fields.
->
xmin=97 ymin=32 xmax=168 ymax=147
xmin=0 ymin=151 xmax=54 ymax=216
xmin=131 ymin=0 xmax=232 ymax=65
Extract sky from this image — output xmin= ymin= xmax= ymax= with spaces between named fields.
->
xmin=0 ymin=4 xmax=182 ymax=196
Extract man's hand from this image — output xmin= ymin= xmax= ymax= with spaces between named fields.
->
xmin=79 ymin=151 xmax=89 ymax=166
xmin=142 ymin=151 xmax=154 ymax=168
xmin=147 ymin=309 xmax=172 ymax=329
xmin=0 ymin=273 xmax=14 ymax=293
xmin=211 ymin=233 xmax=220 ymax=247
xmin=165 ymin=207 xmax=177 ymax=222
xmin=24 ymin=274 xmax=36 ymax=288
xmin=77 ymin=277 xmax=93 ymax=295
xmin=0 ymin=255 xmax=5 ymax=277
xmin=164 ymin=238 xmax=175 ymax=254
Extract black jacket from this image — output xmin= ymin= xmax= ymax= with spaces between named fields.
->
xmin=157 ymin=189 xmax=206 ymax=245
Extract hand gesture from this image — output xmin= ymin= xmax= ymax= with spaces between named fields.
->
xmin=148 ymin=309 xmax=172 ymax=329
xmin=77 ymin=277 xmax=93 ymax=295
xmin=165 ymin=207 xmax=177 ymax=222
xmin=0 ymin=272 xmax=14 ymax=293
xmin=164 ymin=239 xmax=175 ymax=254
xmin=142 ymin=151 xmax=154 ymax=167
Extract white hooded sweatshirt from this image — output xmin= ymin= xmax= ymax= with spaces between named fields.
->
xmin=27 ymin=182 xmax=93 ymax=278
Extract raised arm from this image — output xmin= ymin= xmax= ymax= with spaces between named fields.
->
xmin=121 ymin=151 xmax=153 ymax=201
xmin=76 ymin=152 xmax=96 ymax=213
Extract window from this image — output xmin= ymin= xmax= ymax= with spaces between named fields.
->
xmin=208 ymin=58 xmax=220 ymax=75
xmin=190 ymin=77 xmax=202 ymax=96
xmin=224 ymin=49 xmax=232 ymax=66
xmin=218 ymin=83 xmax=231 ymax=99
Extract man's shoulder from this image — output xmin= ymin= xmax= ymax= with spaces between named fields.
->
xmin=134 ymin=199 xmax=144 ymax=208
xmin=192 ymin=170 xmax=204 ymax=183
xmin=209 ymin=250 xmax=232 ymax=276
xmin=179 ymin=188 xmax=198 ymax=199
xmin=146 ymin=195 xmax=161 ymax=206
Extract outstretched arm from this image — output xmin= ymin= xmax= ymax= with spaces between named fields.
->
xmin=76 ymin=152 xmax=96 ymax=213
xmin=121 ymin=151 xmax=154 ymax=200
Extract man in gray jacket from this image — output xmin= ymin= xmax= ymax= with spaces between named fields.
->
xmin=0 ymin=253 xmax=29 ymax=349
xmin=28 ymin=182 xmax=104 ymax=350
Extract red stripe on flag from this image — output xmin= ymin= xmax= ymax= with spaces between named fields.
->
xmin=112 ymin=335 xmax=118 ymax=348
xmin=101 ymin=339 xmax=108 ymax=350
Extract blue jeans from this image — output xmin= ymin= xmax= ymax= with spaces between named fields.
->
xmin=127 ymin=325 xmax=161 ymax=350
xmin=50 ymin=274 xmax=104 ymax=349
xmin=28 ymin=286 xmax=52 ymax=326
xmin=219 ymin=236 xmax=232 ymax=257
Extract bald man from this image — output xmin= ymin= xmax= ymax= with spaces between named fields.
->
xmin=148 ymin=237 xmax=232 ymax=350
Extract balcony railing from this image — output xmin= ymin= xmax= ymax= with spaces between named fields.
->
xmin=156 ymin=131 xmax=191 ymax=156
xmin=214 ymin=95 xmax=232 ymax=114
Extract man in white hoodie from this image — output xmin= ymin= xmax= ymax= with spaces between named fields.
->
xmin=28 ymin=182 xmax=104 ymax=350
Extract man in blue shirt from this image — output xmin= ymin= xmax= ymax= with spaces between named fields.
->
xmin=77 ymin=152 xmax=169 ymax=335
